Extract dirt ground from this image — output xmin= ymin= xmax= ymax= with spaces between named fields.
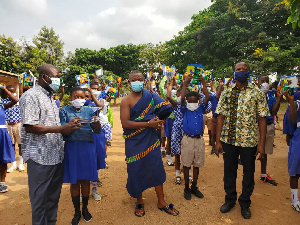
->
xmin=0 ymin=105 xmax=299 ymax=225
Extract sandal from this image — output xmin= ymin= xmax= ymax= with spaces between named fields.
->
xmin=134 ymin=204 xmax=145 ymax=217
xmin=158 ymin=204 xmax=179 ymax=216
xmin=175 ymin=176 xmax=181 ymax=185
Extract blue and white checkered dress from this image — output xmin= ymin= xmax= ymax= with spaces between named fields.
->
xmin=101 ymin=123 xmax=112 ymax=141
xmin=171 ymin=103 xmax=184 ymax=155
xmin=0 ymin=98 xmax=21 ymax=123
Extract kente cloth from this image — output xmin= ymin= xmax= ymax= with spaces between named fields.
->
xmin=123 ymin=89 xmax=172 ymax=198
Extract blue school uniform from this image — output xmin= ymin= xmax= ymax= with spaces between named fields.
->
xmin=84 ymin=103 xmax=107 ymax=170
xmin=171 ymin=103 xmax=184 ymax=155
xmin=182 ymin=103 xmax=206 ymax=135
xmin=283 ymin=92 xmax=300 ymax=136
xmin=288 ymin=100 xmax=300 ymax=176
xmin=210 ymin=92 xmax=219 ymax=117
xmin=59 ymin=105 xmax=98 ymax=184
xmin=0 ymin=104 xmax=15 ymax=163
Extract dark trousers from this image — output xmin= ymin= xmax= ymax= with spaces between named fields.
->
xmin=222 ymin=142 xmax=256 ymax=208
xmin=27 ymin=159 xmax=64 ymax=225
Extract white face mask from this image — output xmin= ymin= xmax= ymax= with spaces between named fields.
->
xmin=171 ymin=90 xmax=177 ymax=97
xmin=71 ymin=99 xmax=86 ymax=109
xmin=260 ymin=82 xmax=269 ymax=94
xmin=177 ymin=96 xmax=181 ymax=103
xmin=186 ymin=101 xmax=199 ymax=111
xmin=92 ymin=90 xmax=101 ymax=97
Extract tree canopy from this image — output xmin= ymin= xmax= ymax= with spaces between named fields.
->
xmin=1 ymin=0 xmax=299 ymax=88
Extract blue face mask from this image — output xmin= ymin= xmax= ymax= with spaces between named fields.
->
xmin=234 ymin=71 xmax=250 ymax=83
xmin=84 ymin=99 xmax=92 ymax=106
xmin=131 ymin=81 xmax=143 ymax=92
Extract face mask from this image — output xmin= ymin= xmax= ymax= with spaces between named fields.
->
xmin=234 ymin=71 xmax=250 ymax=83
xmin=186 ymin=101 xmax=199 ymax=111
xmin=43 ymin=75 xmax=61 ymax=92
xmin=177 ymin=96 xmax=181 ymax=103
xmin=71 ymin=99 xmax=86 ymax=109
xmin=272 ymin=88 xmax=276 ymax=92
xmin=171 ymin=90 xmax=177 ymax=97
xmin=84 ymin=99 xmax=92 ymax=106
xmin=260 ymin=82 xmax=269 ymax=93
xmin=207 ymin=87 xmax=211 ymax=92
xmin=131 ymin=81 xmax=143 ymax=92
xmin=92 ymin=90 xmax=101 ymax=98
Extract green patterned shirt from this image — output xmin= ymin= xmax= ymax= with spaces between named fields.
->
xmin=215 ymin=82 xmax=270 ymax=147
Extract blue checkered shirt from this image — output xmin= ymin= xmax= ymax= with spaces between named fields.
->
xmin=0 ymin=98 xmax=21 ymax=123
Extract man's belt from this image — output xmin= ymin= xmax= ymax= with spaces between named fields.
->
xmin=184 ymin=133 xmax=202 ymax=139
xmin=266 ymin=120 xmax=273 ymax=125
xmin=7 ymin=121 xmax=21 ymax=126
xmin=204 ymin=110 xmax=211 ymax=114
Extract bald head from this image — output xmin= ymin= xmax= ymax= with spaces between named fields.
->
xmin=38 ymin=64 xmax=59 ymax=78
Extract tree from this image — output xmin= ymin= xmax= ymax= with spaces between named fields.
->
xmin=287 ymin=0 xmax=300 ymax=29
xmin=32 ymin=26 xmax=64 ymax=66
xmin=0 ymin=35 xmax=24 ymax=73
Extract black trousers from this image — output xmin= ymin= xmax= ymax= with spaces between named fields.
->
xmin=27 ymin=159 xmax=64 ymax=225
xmin=222 ymin=142 xmax=256 ymax=209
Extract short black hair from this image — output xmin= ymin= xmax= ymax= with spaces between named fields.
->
xmin=234 ymin=62 xmax=250 ymax=71
xmin=70 ymin=87 xmax=84 ymax=96
xmin=38 ymin=64 xmax=59 ymax=76
xmin=177 ymin=87 xmax=190 ymax=95
xmin=186 ymin=91 xmax=199 ymax=100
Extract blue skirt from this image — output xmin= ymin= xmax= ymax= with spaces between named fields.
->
xmin=63 ymin=141 xmax=98 ymax=184
xmin=93 ymin=131 xmax=106 ymax=170
xmin=0 ymin=128 xmax=15 ymax=163
xmin=164 ymin=118 xmax=175 ymax=138
xmin=288 ymin=128 xmax=300 ymax=176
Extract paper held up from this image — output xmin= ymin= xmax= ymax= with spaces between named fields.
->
xmin=277 ymin=75 xmax=300 ymax=95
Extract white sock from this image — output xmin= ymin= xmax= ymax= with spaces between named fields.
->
xmin=161 ymin=147 xmax=165 ymax=152
xmin=167 ymin=154 xmax=171 ymax=161
xmin=189 ymin=169 xmax=191 ymax=177
xmin=0 ymin=182 xmax=5 ymax=186
xmin=291 ymin=189 xmax=299 ymax=205
xmin=176 ymin=170 xmax=180 ymax=177
xmin=261 ymin=174 xmax=267 ymax=178
xmin=19 ymin=156 xmax=23 ymax=165
xmin=12 ymin=161 xmax=17 ymax=167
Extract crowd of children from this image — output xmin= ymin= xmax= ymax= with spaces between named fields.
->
xmin=0 ymin=66 xmax=300 ymax=225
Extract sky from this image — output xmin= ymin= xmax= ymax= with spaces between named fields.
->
xmin=0 ymin=0 xmax=212 ymax=52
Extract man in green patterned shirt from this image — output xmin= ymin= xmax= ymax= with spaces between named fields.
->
xmin=215 ymin=62 xmax=270 ymax=219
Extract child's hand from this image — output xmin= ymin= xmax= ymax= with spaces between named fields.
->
xmin=185 ymin=73 xmax=193 ymax=83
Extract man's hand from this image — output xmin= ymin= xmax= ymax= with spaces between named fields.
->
xmin=147 ymin=117 xmax=162 ymax=129
xmin=61 ymin=117 xmax=81 ymax=134
xmin=215 ymin=141 xmax=223 ymax=158
xmin=255 ymin=144 xmax=265 ymax=160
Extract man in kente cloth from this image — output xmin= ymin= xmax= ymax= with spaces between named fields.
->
xmin=120 ymin=70 xmax=180 ymax=217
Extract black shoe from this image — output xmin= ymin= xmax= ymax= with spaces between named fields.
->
xmin=241 ymin=207 xmax=251 ymax=219
xmin=210 ymin=147 xmax=215 ymax=155
xmin=260 ymin=175 xmax=278 ymax=186
xmin=220 ymin=203 xmax=235 ymax=213
xmin=82 ymin=208 xmax=92 ymax=222
xmin=184 ymin=187 xmax=192 ymax=200
xmin=71 ymin=212 xmax=81 ymax=225
xmin=191 ymin=185 xmax=204 ymax=198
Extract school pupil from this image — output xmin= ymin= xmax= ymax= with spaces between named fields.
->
xmin=180 ymin=73 xmax=210 ymax=200
xmin=1 ymin=85 xmax=25 ymax=172
xmin=83 ymin=87 xmax=106 ymax=200
xmin=0 ymin=85 xmax=18 ymax=193
xmin=285 ymin=91 xmax=300 ymax=213
xmin=210 ymin=81 xmax=224 ymax=154
xmin=59 ymin=87 xmax=101 ymax=225
xmin=166 ymin=77 xmax=189 ymax=185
